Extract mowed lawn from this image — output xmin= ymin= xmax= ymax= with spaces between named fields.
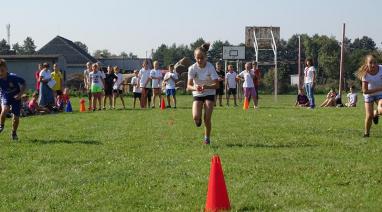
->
xmin=0 ymin=94 xmax=382 ymax=211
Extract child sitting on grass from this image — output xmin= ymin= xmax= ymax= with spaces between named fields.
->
xmin=320 ymin=88 xmax=337 ymax=107
xmin=345 ymin=86 xmax=357 ymax=107
xmin=295 ymin=88 xmax=309 ymax=107
xmin=21 ymin=94 xmax=31 ymax=117
xmin=29 ymin=92 xmax=50 ymax=115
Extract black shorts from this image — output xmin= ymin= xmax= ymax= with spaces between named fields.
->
xmin=193 ymin=95 xmax=215 ymax=102
xmin=145 ymin=88 xmax=152 ymax=98
xmin=55 ymin=90 xmax=63 ymax=95
xmin=216 ymin=87 xmax=224 ymax=95
xmin=113 ymin=89 xmax=123 ymax=95
xmin=105 ymin=89 xmax=113 ymax=96
xmin=133 ymin=92 xmax=141 ymax=99
xmin=228 ymin=88 xmax=237 ymax=95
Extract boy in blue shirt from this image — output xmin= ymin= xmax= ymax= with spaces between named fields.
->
xmin=0 ymin=59 xmax=26 ymax=140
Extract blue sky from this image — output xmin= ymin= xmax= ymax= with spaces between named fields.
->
xmin=1 ymin=0 xmax=381 ymax=57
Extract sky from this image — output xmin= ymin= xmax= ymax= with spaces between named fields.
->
xmin=1 ymin=0 xmax=381 ymax=57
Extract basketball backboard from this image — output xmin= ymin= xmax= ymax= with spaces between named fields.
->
xmin=245 ymin=26 xmax=280 ymax=49
xmin=222 ymin=46 xmax=245 ymax=60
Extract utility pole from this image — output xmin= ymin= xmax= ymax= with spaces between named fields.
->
xmin=339 ymin=23 xmax=345 ymax=97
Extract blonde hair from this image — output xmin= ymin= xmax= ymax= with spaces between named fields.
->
xmin=356 ymin=54 xmax=376 ymax=80
xmin=113 ymin=66 xmax=119 ymax=72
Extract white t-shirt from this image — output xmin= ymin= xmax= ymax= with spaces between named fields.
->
xmin=238 ymin=70 xmax=255 ymax=88
xmin=225 ymin=71 xmax=237 ymax=89
xmin=89 ymin=71 xmax=105 ymax=88
xmin=362 ymin=65 xmax=382 ymax=97
xmin=131 ymin=76 xmax=142 ymax=93
xmin=39 ymin=69 xmax=51 ymax=80
xmin=113 ymin=73 xmax=124 ymax=90
xmin=164 ymin=72 xmax=178 ymax=89
xmin=347 ymin=93 xmax=357 ymax=105
xmin=304 ymin=66 xmax=316 ymax=84
xmin=139 ymin=68 xmax=151 ymax=88
xmin=150 ymin=69 xmax=162 ymax=88
xmin=188 ymin=62 xmax=219 ymax=97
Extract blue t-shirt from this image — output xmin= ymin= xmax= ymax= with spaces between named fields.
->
xmin=0 ymin=73 xmax=26 ymax=102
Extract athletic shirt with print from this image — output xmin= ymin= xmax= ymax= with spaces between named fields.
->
xmin=131 ymin=76 xmax=142 ymax=93
xmin=164 ymin=72 xmax=178 ymax=89
xmin=150 ymin=69 xmax=162 ymax=88
xmin=89 ymin=71 xmax=104 ymax=88
xmin=304 ymin=66 xmax=315 ymax=84
xmin=362 ymin=65 xmax=382 ymax=97
xmin=225 ymin=71 xmax=237 ymax=89
xmin=39 ymin=69 xmax=51 ymax=81
xmin=113 ymin=73 xmax=124 ymax=90
xmin=238 ymin=70 xmax=255 ymax=88
xmin=139 ymin=68 xmax=151 ymax=88
xmin=188 ymin=62 xmax=219 ymax=97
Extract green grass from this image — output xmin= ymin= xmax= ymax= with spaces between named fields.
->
xmin=0 ymin=95 xmax=381 ymax=211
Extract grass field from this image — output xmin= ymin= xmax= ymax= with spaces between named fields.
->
xmin=0 ymin=95 xmax=382 ymax=211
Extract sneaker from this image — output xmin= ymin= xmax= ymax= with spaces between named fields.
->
xmin=166 ymin=105 xmax=171 ymax=108
xmin=0 ymin=125 xmax=4 ymax=133
xmin=173 ymin=106 xmax=177 ymax=109
xmin=11 ymin=132 xmax=18 ymax=141
xmin=204 ymin=137 xmax=210 ymax=145
xmin=373 ymin=114 xmax=379 ymax=125
xmin=363 ymin=133 xmax=370 ymax=138
xmin=103 ymin=107 xmax=106 ymax=110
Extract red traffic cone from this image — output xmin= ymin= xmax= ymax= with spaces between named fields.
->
xmin=205 ymin=155 xmax=231 ymax=212
xmin=80 ymin=98 xmax=86 ymax=112
xmin=160 ymin=98 xmax=166 ymax=110
xmin=243 ymin=98 xmax=249 ymax=110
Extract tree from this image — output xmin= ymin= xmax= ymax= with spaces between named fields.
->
xmin=0 ymin=39 xmax=11 ymax=54
xmin=22 ymin=37 xmax=36 ymax=54
xmin=74 ymin=41 xmax=89 ymax=53
xmin=190 ymin=38 xmax=206 ymax=51
xmin=12 ymin=43 xmax=24 ymax=55
xmin=209 ymin=40 xmax=231 ymax=63
xmin=351 ymin=36 xmax=376 ymax=51
xmin=93 ymin=49 xmax=112 ymax=58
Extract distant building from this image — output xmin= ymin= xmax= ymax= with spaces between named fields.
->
xmin=0 ymin=55 xmax=67 ymax=90
xmin=290 ymin=74 xmax=299 ymax=86
xmin=98 ymin=57 xmax=152 ymax=73
xmin=38 ymin=36 xmax=97 ymax=75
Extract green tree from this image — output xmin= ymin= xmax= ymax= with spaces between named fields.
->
xmin=0 ymin=39 xmax=11 ymax=54
xmin=74 ymin=41 xmax=89 ymax=53
xmin=22 ymin=37 xmax=36 ymax=54
xmin=12 ymin=43 xmax=24 ymax=55
xmin=93 ymin=49 xmax=112 ymax=58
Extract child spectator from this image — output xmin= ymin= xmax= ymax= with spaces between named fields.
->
xmin=113 ymin=66 xmax=126 ymax=109
xmin=295 ymin=88 xmax=309 ymax=107
xmin=29 ymin=92 xmax=50 ymax=115
xmin=225 ymin=65 xmax=238 ymax=107
xmin=163 ymin=64 xmax=178 ymax=108
xmin=150 ymin=61 xmax=162 ymax=108
xmin=131 ymin=70 xmax=141 ymax=109
xmin=345 ymin=86 xmax=357 ymax=107
xmin=237 ymin=62 xmax=257 ymax=109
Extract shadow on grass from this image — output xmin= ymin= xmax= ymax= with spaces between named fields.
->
xmin=226 ymin=143 xmax=317 ymax=148
xmin=29 ymin=139 xmax=102 ymax=145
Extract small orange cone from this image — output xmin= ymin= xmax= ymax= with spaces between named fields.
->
xmin=205 ymin=155 xmax=231 ymax=212
xmin=160 ymin=98 xmax=166 ymax=110
xmin=243 ymin=98 xmax=249 ymax=110
xmin=80 ymin=98 xmax=86 ymax=112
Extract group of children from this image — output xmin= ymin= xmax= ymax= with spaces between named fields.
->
xmin=295 ymin=86 xmax=358 ymax=108
xmin=83 ymin=62 xmax=125 ymax=111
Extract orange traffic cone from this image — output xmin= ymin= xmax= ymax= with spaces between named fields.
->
xmin=80 ymin=98 xmax=86 ymax=112
xmin=243 ymin=98 xmax=249 ymax=110
xmin=205 ymin=155 xmax=231 ymax=212
xmin=160 ymin=98 xmax=166 ymax=110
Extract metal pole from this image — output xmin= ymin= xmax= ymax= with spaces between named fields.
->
xmin=339 ymin=23 xmax=346 ymax=97
xmin=298 ymin=35 xmax=301 ymax=90
xmin=225 ymin=60 xmax=228 ymax=100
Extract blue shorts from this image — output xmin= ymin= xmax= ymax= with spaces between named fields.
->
xmin=166 ymin=89 xmax=176 ymax=96
xmin=364 ymin=94 xmax=382 ymax=103
xmin=1 ymin=98 xmax=21 ymax=117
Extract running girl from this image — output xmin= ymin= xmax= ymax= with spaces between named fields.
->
xmin=356 ymin=54 xmax=382 ymax=137
xmin=187 ymin=43 xmax=219 ymax=145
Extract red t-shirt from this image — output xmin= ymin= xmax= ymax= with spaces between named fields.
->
xmin=35 ymin=70 xmax=40 ymax=91
xmin=253 ymin=69 xmax=260 ymax=87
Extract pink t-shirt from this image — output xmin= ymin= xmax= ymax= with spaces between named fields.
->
xmin=28 ymin=99 xmax=37 ymax=111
